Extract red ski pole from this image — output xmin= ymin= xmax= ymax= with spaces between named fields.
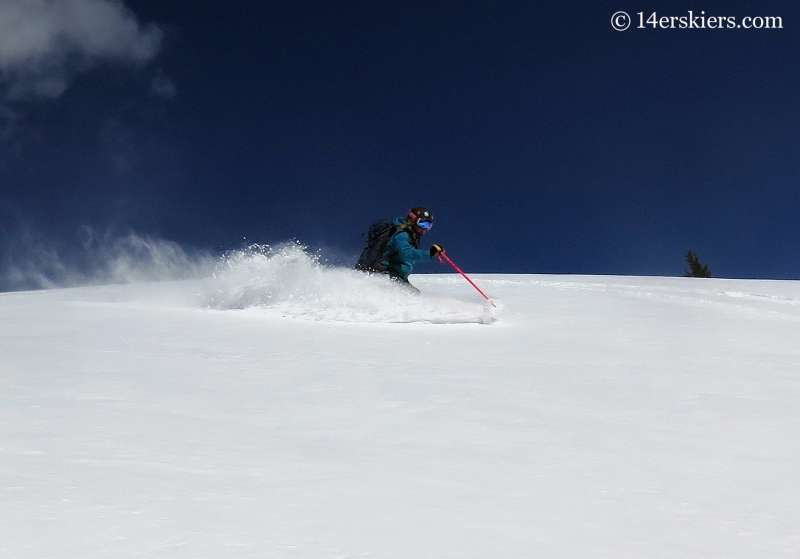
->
xmin=438 ymin=252 xmax=496 ymax=307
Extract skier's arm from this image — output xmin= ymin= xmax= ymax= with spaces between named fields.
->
xmin=394 ymin=232 xmax=432 ymax=263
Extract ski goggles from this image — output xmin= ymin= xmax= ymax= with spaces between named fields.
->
xmin=415 ymin=220 xmax=433 ymax=231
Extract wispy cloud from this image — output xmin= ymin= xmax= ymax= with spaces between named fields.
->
xmin=0 ymin=0 xmax=162 ymax=100
xmin=0 ymin=103 xmax=17 ymax=142
xmin=149 ymin=68 xmax=176 ymax=100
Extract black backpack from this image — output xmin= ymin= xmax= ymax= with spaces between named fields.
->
xmin=355 ymin=220 xmax=404 ymax=273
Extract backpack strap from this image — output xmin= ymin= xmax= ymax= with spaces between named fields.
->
xmin=396 ymin=221 xmax=421 ymax=248
xmin=384 ymin=222 xmax=420 ymax=262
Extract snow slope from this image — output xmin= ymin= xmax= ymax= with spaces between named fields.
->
xmin=2 ymin=252 xmax=800 ymax=558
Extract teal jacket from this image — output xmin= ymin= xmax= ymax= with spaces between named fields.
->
xmin=380 ymin=217 xmax=432 ymax=282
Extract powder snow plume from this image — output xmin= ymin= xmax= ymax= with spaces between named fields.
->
xmin=0 ymin=226 xmax=213 ymax=291
xmin=203 ymin=243 xmax=499 ymax=324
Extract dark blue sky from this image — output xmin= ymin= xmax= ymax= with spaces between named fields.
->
xmin=1 ymin=0 xmax=798 ymax=281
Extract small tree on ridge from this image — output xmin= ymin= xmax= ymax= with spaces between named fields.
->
xmin=684 ymin=250 xmax=711 ymax=278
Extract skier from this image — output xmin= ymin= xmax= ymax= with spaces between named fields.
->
xmin=379 ymin=207 xmax=444 ymax=289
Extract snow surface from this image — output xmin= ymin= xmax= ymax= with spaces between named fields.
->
xmin=2 ymin=248 xmax=800 ymax=558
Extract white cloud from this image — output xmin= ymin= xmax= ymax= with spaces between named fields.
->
xmin=0 ymin=0 xmax=162 ymax=99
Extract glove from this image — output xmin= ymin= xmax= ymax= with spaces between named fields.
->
xmin=430 ymin=244 xmax=444 ymax=257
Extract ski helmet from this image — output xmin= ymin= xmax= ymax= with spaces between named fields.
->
xmin=407 ymin=206 xmax=433 ymax=234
